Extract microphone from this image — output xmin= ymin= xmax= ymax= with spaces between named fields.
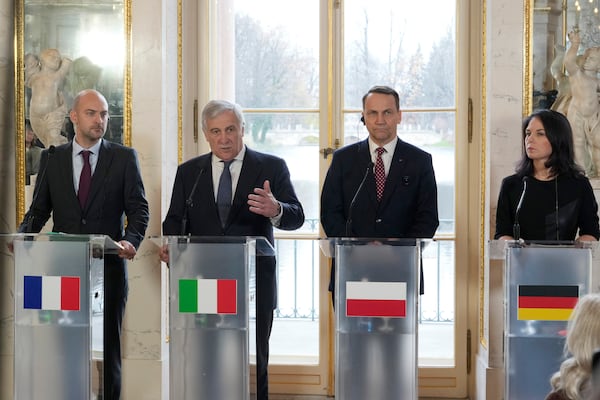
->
xmin=181 ymin=168 xmax=204 ymax=235
xmin=513 ymin=176 xmax=528 ymax=240
xmin=554 ymin=178 xmax=559 ymax=240
xmin=25 ymin=145 xmax=55 ymax=232
xmin=346 ymin=162 xmax=374 ymax=236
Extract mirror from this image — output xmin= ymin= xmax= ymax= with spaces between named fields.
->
xmin=527 ymin=0 xmax=600 ymax=177
xmin=15 ymin=0 xmax=131 ymax=223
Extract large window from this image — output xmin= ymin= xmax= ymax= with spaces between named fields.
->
xmin=202 ymin=0 xmax=466 ymax=396
xmin=342 ymin=2 xmax=458 ymax=369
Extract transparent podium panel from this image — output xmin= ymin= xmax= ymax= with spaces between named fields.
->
xmin=10 ymin=233 xmax=106 ymax=400
xmin=334 ymin=238 xmax=420 ymax=400
xmin=503 ymin=242 xmax=592 ymax=400
xmin=166 ymin=236 xmax=271 ymax=400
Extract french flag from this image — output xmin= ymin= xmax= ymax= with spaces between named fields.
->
xmin=179 ymin=278 xmax=237 ymax=314
xmin=23 ymin=275 xmax=81 ymax=311
xmin=346 ymin=281 xmax=407 ymax=318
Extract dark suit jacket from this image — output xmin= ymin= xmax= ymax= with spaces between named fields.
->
xmin=321 ymin=138 xmax=439 ymax=238
xmin=18 ymin=139 xmax=149 ymax=398
xmin=321 ymin=138 xmax=439 ymax=293
xmin=19 ymin=139 xmax=149 ymax=250
xmin=162 ymin=147 xmax=305 ymax=309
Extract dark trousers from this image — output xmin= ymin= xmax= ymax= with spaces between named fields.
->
xmin=256 ymin=306 xmax=273 ymax=400
xmin=255 ymin=254 xmax=277 ymax=400
xmin=103 ymin=256 xmax=128 ymax=400
xmin=255 ymin=269 xmax=275 ymax=400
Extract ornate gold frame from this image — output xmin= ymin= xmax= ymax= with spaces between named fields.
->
xmin=524 ymin=0 xmax=533 ymax=116
xmin=14 ymin=1 xmax=132 ymax=224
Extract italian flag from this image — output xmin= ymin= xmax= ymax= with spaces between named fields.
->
xmin=179 ymin=278 xmax=237 ymax=314
xmin=23 ymin=275 xmax=80 ymax=311
xmin=346 ymin=281 xmax=407 ymax=318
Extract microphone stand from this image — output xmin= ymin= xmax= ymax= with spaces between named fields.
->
xmin=25 ymin=146 xmax=55 ymax=232
xmin=346 ymin=162 xmax=374 ymax=236
xmin=181 ymin=168 xmax=204 ymax=235
xmin=513 ymin=176 xmax=528 ymax=241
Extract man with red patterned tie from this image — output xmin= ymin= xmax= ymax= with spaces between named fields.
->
xmin=18 ymin=89 xmax=149 ymax=400
xmin=320 ymin=85 xmax=439 ymax=301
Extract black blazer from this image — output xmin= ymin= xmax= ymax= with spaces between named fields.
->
xmin=321 ymin=138 xmax=439 ymax=295
xmin=163 ymin=147 xmax=305 ymax=309
xmin=19 ymin=139 xmax=149 ymax=250
xmin=321 ymin=138 xmax=439 ymax=239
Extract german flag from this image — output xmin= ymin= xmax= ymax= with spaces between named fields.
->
xmin=517 ymin=285 xmax=579 ymax=321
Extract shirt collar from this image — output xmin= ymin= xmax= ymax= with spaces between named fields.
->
xmin=368 ymin=136 xmax=398 ymax=155
xmin=73 ymin=138 xmax=102 ymax=157
xmin=211 ymin=144 xmax=246 ymax=164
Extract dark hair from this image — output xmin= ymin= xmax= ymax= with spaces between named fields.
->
xmin=362 ymin=85 xmax=400 ymax=110
xmin=515 ymin=109 xmax=584 ymax=178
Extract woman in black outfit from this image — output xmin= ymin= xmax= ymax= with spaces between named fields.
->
xmin=495 ymin=109 xmax=600 ymax=241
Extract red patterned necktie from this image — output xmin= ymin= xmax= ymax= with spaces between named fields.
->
xmin=375 ymin=147 xmax=386 ymax=201
xmin=78 ymin=150 xmax=92 ymax=208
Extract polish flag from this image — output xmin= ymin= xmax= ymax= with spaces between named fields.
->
xmin=346 ymin=281 xmax=406 ymax=318
xmin=23 ymin=275 xmax=80 ymax=311
xmin=179 ymin=278 xmax=237 ymax=314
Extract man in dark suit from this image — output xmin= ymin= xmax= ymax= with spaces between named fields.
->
xmin=320 ymin=85 xmax=439 ymax=300
xmin=160 ymin=99 xmax=305 ymax=400
xmin=18 ymin=89 xmax=149 ymax=400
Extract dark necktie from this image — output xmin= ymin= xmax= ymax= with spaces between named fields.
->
xmin=78 ymin=150 xmax=92 ymax=208
xmin=217 ymin=160 xmax=233 ymax=227
xmin=375 ymin=147 xmax=386 ymax=201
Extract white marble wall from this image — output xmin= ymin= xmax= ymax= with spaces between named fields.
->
xmin=478 ymin=0 xmax=527 ymax=399
xmin=120 ymin=0 xmax=179 ymax=398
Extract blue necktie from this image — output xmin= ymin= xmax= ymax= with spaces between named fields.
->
xmin=217 ymin=160 xmax=233 ymax=227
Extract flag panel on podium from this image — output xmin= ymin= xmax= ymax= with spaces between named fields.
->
xmin=346 ymin=281 xmax=407 ymax=318
xmin=23 ymin=275 xmax=80 ymax=311
xmin=179 ymin=278 xmax=237 ymax=314
xmin=517 ymin=285 xmax=579 ymax=321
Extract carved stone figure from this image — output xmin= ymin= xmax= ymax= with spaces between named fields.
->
xmin=549 ymin=44 xmax=572 ymax=116
xmin=26 ymin=48 xmax=72 ymax=147
xmin=564 ymin=31 xmax=600 ymax=177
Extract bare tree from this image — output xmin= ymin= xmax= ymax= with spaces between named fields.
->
xmin=344 ymin=7 xmax=408 ymax=108
xmin=235 ymin=14 xmax=318 ymax=143
xmin=422 ymin=27 xmax=455 ymax=109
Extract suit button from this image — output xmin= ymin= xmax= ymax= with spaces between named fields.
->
xmin=81 ymin=219 xmax=87 ymax=225
xmin=376 ymin=219 xmax=382 ymax=223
